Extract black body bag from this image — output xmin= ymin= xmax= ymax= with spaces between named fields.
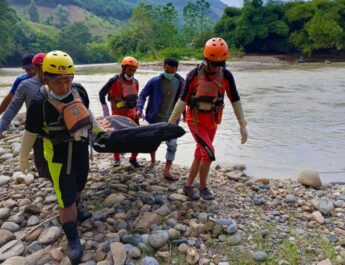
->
xmin=93 ymin=115 xmax=186 ymax=153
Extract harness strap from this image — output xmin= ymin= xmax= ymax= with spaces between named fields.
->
xmin=67 ymin=141 xmax=73 ymax=175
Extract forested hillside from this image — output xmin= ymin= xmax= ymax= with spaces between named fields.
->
xmin=1 ymin=0 xmax=344 ymax=67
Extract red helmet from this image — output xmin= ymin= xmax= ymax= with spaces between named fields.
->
xmin=121 ymin=56 xmax=138 ymax=68
xmin=32 ymin=53 xmax=46 ymax=65
xmin=203 ymin=38 xmax=229 ymax=63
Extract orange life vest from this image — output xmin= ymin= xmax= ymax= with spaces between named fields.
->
xmin=191 ymin=67 xmax=224 ymax=112
xmin=47 ymin=88 xmax=91 ymax=133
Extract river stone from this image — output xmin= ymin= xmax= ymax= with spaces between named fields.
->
xmin=154 ymin=204 xmax=171 ymax=216
xmin=128 ymin=247 xmax=141 ymax=259
xmin=317 ymin=198 xmax=334 ymax=215
xmin=168 ymin=228 xmax=180 ymax=240
xmin=334 ymin=200 xmax=344 ymax=208
xmin=38 ymin=226 xmax=62 ymax=244
xmin=0 ymin=240 xmax=25 ymax=261
xmin=285 ymin=194 xmax=297 ymax=204
xmin=186 ymin=247 xmax=200 ymax=264
xmin=0 ymin=153 xmax=13 ymax=161
xmin=148 ymin=230 xmax=169 ymax=249
xmin=1 ymin=222 xmax=20 ymax=232
xmin=18 ymin=198 xmax=31 ymax=207
xmin=134 ymin=212 xmax=161 ymax=229
xmin=110 ymin=242 xmax=126 ymax=265
xmin=26 ymin=248 xmax=52 ymax=264
xmin=3 ymin=200 xmax=16 ymax=209
xmin=8 ymin=211 xmax=25 ymax=224
xmin=0 ymin=230 xmax=15 ymax=247
xmin=0 ymin=147 xmax=7 ymax=156
xmin=104 ymin=194 xmax=125 ymax=207
xmin=24 ymin=174 xmax=34 ymax=185
xmin=0 ymin=208 xmax=11 ymax=221
xmin=2 ymin=256 xmax=26 ymax=265
xmin=27 ymin=215 xmax=40 ymax=227
xmin=25 ymin=204 xmax=41 ymax=215
xmin=169 ymin=193 xmax=188 ymax=201
xmin=45 ymin=195 xmax=57 ymax=203
xmin=311 ymin=211 xmax=325 ymax=224
xmin=226 ymin=220 xmax=238 ymax=235
xmin=317 ymin=259 xmax=332 ymax=265
xmin=0 ymin=176 xmax=11 ymax=186
xmin=253 ymin=251 xmax=268 ymax=262
xmin=298 ymin=169 xmax=322 ymax=189
xmin=141 ymin=256 xmax=159 ymax=265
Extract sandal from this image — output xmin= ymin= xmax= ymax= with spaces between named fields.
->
xmin=164 ymin=174 xmax=179 ymax=181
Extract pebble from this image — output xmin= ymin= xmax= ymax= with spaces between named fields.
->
xmin=38 ymin=226 xmax=62 ymax=244
xmin=253 ymin=251 xmax=268 ymax=262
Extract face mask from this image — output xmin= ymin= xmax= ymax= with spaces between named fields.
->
xmin=49 ymin=90 xmax=71 ymax=101
xmin=164 ymin=72 xmax=175 ymax=80
xmin=124 ymin=74 xmax=134 ymax=81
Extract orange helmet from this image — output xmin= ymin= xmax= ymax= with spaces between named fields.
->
xmin=203 ymin=37 xmax=229 ymax=63
xmin=121 ymin=56 xmax=138 ymax=68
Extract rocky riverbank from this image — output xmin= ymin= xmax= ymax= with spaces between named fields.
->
xmin=0 ymin=124 xmax=344 ymax=265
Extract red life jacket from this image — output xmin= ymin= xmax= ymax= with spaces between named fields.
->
xmin=108 ymin=75 xmax=138 ymax=109
xmin=190 ymin=66 xmax=224 ymax=112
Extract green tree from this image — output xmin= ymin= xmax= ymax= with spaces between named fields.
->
xmin=215 ymin=0 xmax=290 ymax=53
xmin=28 ymin=0 xmax=39 ymax=22
xmin=0 ymin=0 xmax=18 ymax=64
xmin=58 ymin=22 xmax=92 ymax=63
xmin=183 ymin=0 xmax=213 ymax=47
xmin=53 ymin=4 xmax=69 ymax=28
xmin=286 ymin=0 xmax=345 ymax=55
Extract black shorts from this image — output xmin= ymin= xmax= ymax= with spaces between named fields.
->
xmin=34 ymin=139 xmax=89 ymax=208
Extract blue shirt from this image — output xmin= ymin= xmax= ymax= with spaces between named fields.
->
xmin=10 ymin=74 xmax=31 ymax=94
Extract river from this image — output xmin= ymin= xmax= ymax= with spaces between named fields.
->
xmin=1 ymin=62 xmax=344 ymax=183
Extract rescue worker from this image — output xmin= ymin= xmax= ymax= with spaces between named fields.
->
xmin=18 ymin=51 xmax=101 ymax=265
xmin=136 ymin=57 xmax=185 ymax=181
xmin=169 ymin=38 xmax=248 ymax=200
xmin=0 ymin=53 xmax=46 ymax=138
xmin=0 ymin=53 xmax=36 ymax=115
xmin=99 ymin=56 xmax=141 ymax=168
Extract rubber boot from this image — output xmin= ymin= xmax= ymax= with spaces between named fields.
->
xmin=62 ymin=222 xmax=83 ymax=265
xmin=76 ymin=199 xmax=92 ymax=223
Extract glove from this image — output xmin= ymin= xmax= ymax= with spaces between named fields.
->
xmin=19 ymin=157 xmax=30 ymax=174
xmin=102 ymin=104 xmax=110 ymax=117
xmin=19 ymin=130 xmax=38 ymax=174
xmin=168 ymin=99 xmax=186 ymax=124
xmin=232 ymin=101 xmax=248 ymax=144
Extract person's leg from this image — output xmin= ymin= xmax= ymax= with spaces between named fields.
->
xmin=199 ymin=161 xmax=212 ymax=190
xmin=75 ymin=153 xmax=92 ymax=223
xmin=149 ymin=151 xmax=156 ymax=167
xmin=164 ymin=138 xmax=178 ymax=180
xmin=50 ymin=161 xmax=83 ymax=265
xmin=197 ymin=126 xmax=217 ymax=200
xmin=129 ymin=153 xmax=141 ymax=168
xmin=186 ymin=157 xmax=201 ymax=187
xmin=113 ymin=153 xmax=120 ymax=166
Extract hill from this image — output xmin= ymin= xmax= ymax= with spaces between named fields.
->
xmin=131 ymin=0 xmax=228 ymax=18
xmin=10 ymin=2 xmax=121 ymax=39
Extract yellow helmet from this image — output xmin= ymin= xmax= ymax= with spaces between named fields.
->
xmin=43 ymin=50 xmax=75 ymax=75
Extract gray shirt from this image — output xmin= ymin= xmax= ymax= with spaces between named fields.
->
xmin=156 ymin=76 xmax=179 ymax=122
xmin=0 ymin=75 xmax=43 ymax=133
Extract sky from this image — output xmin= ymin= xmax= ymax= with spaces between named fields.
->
xmin=220 ymin=0 xmax=243 ymax=7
